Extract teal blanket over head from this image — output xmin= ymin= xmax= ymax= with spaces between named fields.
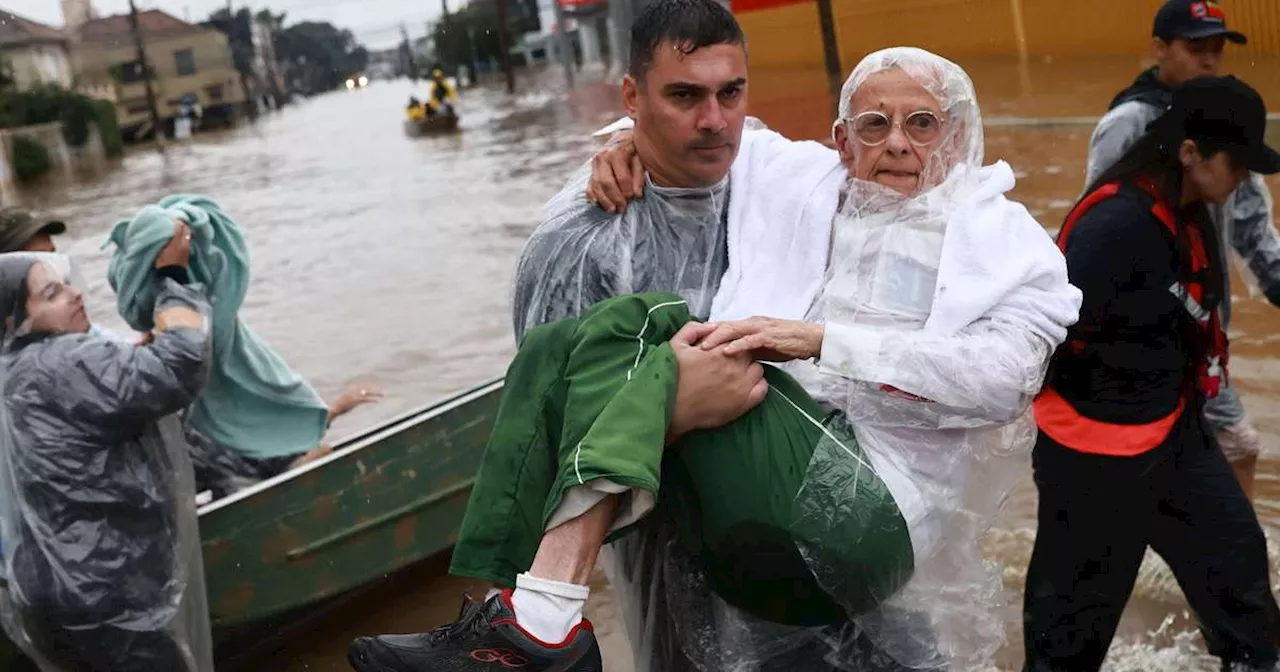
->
xmin=105 ymin=194 xmax=329 ymax=460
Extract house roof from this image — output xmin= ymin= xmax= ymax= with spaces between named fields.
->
xmin=0 ymin=11 xmax=70 ymax=48
xmin=77 ymin=9 xmax=204 ymax=44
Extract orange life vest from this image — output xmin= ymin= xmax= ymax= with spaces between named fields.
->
xmin=1033 ymin=179 xmax=1228 ymax=456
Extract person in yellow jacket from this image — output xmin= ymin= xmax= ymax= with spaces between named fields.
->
xmin=405 ymin=96 xmax=427 ymax=122
xmin=425 ymin=68 xmax=459 ymax=117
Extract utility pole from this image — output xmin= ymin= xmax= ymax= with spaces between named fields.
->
xmin=465 ymin=24 xmax=481 ymax=87
xmin=495 ymin=0 xmax=515 ymax=93
xmin=814 ymin=0 xmax=842 ymax=118
xmin=127 ymin=0 xmax=163 ymax=141
xmin=440 ymin=0 xmax=459 ymax=83
xmin=400 ymin=23 xmax=418 ymax=80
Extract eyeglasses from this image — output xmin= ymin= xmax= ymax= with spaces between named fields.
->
xmin=846 ymin=110 xmax=945 ymax=147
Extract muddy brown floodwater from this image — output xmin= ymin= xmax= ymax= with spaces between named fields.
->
xmin=15 ymin=55 xmax=1280 ymax=670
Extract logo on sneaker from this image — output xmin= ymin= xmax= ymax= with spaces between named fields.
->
xmin=470 ymin=648 xmax=529 ymax=668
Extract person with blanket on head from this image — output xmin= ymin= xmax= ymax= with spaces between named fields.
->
xmin=1085 ymin=0 xmax=1280 ymax=502
xmin=106 ymin=196 xmax=384 ymax=500
xmin=350 ymin=24 xmax=1080 ymax=672
xmin=0 ymin=240 xmax=214 ymax=671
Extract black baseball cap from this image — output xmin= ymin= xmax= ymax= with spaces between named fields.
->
xmin=0 ymin=208 xmax=65 ymax=253
xmin=1155 ymin=76 xmax=1280 ymax=175
xmin=1154 ymin=0 xmax=1246 ymax=44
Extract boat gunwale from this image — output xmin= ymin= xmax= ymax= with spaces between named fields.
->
xmin=197 ymin=376 xmax=504 ymax=516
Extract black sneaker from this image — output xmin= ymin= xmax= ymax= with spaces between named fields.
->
xmin=348 ymin=590 xmax=603 ymax=672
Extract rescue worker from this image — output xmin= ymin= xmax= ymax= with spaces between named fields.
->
xmin=0 ymin=227 xmax=215 ymax=671
xmin=1085 ymin=0 xmax=1278 ymax=500
xmin=425 ymin=68 xmax=458 ymax=118
xmin=1023 ymin=76 xmax=1280 ymax=672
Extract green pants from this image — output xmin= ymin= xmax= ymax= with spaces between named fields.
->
xmin=450 ymin=293 xmax=913 ymax=625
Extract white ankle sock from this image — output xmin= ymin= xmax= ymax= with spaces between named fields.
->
xmin=509 ymin=573 xmax=588 ymax=644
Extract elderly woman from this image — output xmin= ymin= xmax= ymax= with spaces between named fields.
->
xmin=351 ymin=48 xmax=1080 ymax=672
xmin=0 ymin=234 xmax=214 ymax=671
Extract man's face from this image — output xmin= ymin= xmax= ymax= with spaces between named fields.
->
xmin=623 ymin=41 xmax=748 ymax=188
xmin=833 ymin=68 xmax=949 ymax=197
xmin=1154 ymin=36 xmax=1226 ymax=85
xmin=22 ymin=232 xmax=55 ymax=253
xmin=25 ymin=262 xmax=89 ymax=335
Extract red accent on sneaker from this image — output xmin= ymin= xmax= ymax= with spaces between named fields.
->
xmin=470 ymin=648 xmax=529 ymax=668
xmin=497 ymin=589 xmax=595 ymax=650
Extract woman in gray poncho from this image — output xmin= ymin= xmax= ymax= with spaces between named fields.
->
xmin=0 ymin=229 xmax=214 ymax=671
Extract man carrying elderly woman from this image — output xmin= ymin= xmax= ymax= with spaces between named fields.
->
xmin=349 ymin=0 xmax=1080 ymax=667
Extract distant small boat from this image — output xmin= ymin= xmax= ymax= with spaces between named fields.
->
xmin=404 ymin=112 xmax=460 ymax=137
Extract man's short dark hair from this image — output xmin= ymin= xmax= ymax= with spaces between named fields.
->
xmin=629 ymin=0 xmax=746 ymax=82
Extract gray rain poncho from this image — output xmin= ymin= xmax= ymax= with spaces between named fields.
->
xmin=525 ymin=48 xmax=1079 ymax=671
xmin=0 ymin=253 xmax=214 ymax=671
xmin=513 ymin=160 xmax=730 ymax=339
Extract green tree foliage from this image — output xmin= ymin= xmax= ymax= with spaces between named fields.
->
xmin=206 ymin=8 xmax=257 ymax=80
xmin=0 ymin=86 xmax=118 ymax=150
xmin=11 ymin=135 xmax=51 ymax=181
xmin=93 ymin=101 xmax=124 ymax=158
xmin=274 ymin=20 xmax=370 ymax=94
xmin=432 ymin=0 xmax=539 ymax=73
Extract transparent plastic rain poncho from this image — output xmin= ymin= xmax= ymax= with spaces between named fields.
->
xmin=532 ymin=48 xmax=1077 ymax=672
xmin=512 ymin=146 xmax=732 ymax=340
xmin=784 ymin=47 xmax=1071 ymax=669
xmin=0 ymin=253 xmax=214 ymax=671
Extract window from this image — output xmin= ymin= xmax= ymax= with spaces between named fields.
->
xmin=113 ymin=60 xmax=150 ymax=84
xmin=123 ymin=99 xmax=151 ymax=115
xmin=174 ymin=49 xmax=196 ymax=76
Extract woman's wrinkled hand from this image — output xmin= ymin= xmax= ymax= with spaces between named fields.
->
xmin=154 ymin=220 xmax=192 ymax=269
xmin=699 ymin=317 xmax=825 ymax=362
xmin=586 ymin=130 xmax=643 ymax=214
xmin=667 ymin=321 xmax=768 ymax=442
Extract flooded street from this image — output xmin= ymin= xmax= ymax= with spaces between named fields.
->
xmin=16 ymin=56 xmax=1280 ymax=670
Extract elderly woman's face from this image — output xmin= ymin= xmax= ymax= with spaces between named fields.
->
xmin=25 ymin=262 xmax=89 ymax=335
xmin=835 ymin=68 xmax=948 ymax=197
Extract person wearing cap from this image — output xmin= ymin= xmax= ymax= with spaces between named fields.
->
xmin=0 ymin=208 xmax=136 ymax=345
xmin=1085 ymin=0 xmax=1276 ymax=502
xmin=0 ymin=208 xmax=65 ymax=255
xmin=1023 ymin=76 xmax=1280 ymax=672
